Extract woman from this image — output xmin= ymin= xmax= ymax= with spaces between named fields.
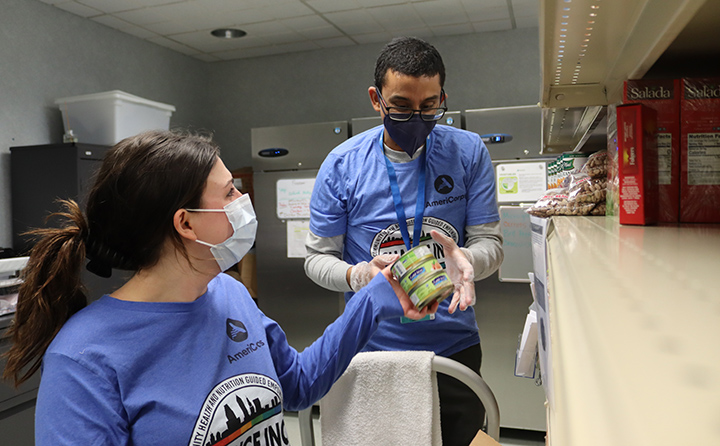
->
xmin=3 ymin=130 xmax=435 ymax=445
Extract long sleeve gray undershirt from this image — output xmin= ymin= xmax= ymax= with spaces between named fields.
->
xmin=303 ymin=144 xmax=504 ymax=292
xmin=304 ymin=222 xmax=504 ymax=292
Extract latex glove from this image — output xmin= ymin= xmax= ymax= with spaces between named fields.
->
xmin=350 ymin=254 xmax=400 ymax=292
xmin=430 ymin=230 xmax=476 ymax=314
xmin=380 ymin=265 xmax=439 ymax=320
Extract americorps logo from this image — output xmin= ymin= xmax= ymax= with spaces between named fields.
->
xmin=226 ymin=319 xmax=248 ymax=342
xmin=434 ymin=175 xmax=454 ymax=194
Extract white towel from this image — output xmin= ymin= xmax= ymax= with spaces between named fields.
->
xmin=319 ymin=350 xmax=441 ymax=446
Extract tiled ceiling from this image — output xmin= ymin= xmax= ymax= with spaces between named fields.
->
xmin=39 ymin=0 xmax=539 ymax=62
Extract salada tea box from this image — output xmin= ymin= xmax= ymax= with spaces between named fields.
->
xmin=680 ymin=78 xmax=720 ymax=223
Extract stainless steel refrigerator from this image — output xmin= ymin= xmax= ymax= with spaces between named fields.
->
xmin=251 ymin=121 xmax=349 ymax=351
xmin=465 ymin=105 xmax=551 ymax=431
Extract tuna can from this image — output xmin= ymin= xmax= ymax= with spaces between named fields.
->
xmin=407 ymin=270 xmax=454 ymax=309
xmin=398 ymin=257 xmax=443 ymax=291
xmin=390 ymin=245 xmax=434 ymax=279
xmin=391 ymin=245 xmax=454 ymax=309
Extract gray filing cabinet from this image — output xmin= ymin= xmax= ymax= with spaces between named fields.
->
xmin=10 ymin=143 xmax=109 ymax=255
xmin=10 ymin=143 xmax=132 ymax=302
xmin=1 ymin=315 xmax=39 ymax=445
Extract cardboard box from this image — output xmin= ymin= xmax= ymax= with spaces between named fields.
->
xmin=680 ymin=78 xmax=720 ymax=223
xmin=55 ymin=90 xmax=175 ymax=146
xmin=623 ymin=79 xmax=681 ymax=222
xmin=617 ymin=103 xmax=658 ymax=225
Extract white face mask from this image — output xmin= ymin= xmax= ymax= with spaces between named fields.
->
xmin=186 ymin=194 xmax=258 ymax=271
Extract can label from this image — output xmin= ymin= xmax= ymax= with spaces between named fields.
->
xmin=391 ymin=245 xmax=433 ymax=278
xmin=399 ymin=257 xmax=443 ymax=291
xmin=408 ymin=271 xmax=454 ymax=309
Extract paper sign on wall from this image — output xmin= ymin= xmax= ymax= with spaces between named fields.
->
xmin=287 ymin=220 xmax=310 ymax=258
xmin=276 ymin=178 xmax=315 ymax=219
xmin=496 ymin=162 xmax=547 ymax=203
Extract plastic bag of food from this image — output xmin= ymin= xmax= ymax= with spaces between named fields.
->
xmin=526 ymin=188 xmax=569 ymax=217
xmin=566 ymin=173 xmax=607 ymax=204
xmin=580 ymin=150 xmax=608 ymax=178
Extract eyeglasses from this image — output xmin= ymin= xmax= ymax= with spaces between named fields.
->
xmin=375 ymin=88 xmax=448 ymax=122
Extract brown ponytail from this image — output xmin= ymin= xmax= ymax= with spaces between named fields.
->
xmin=2 ymin=199 xmax=88 ymax=387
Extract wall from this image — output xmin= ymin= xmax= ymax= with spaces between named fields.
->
xmin=0 ymin=0 xmax=210 ymax=248
xmin=207 ymin=27 xmax=541 ymax=170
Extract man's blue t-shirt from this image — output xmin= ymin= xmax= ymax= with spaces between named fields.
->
xmin=310 ymin=124 xmax=500 ymax=356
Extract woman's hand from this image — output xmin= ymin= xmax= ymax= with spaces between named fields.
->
xmin=381 ymin=266 xmax=439 ymax=319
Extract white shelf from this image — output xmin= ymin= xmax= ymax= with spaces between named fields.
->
xmin=539 ymin=0 xmax=707 ymax=153
xmin=544 ymin=216 xmax=720 ymax=445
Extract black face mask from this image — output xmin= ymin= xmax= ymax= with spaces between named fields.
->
xmin=382 ymin=113 xmax=437 ymax=157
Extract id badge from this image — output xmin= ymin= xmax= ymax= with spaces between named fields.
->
xmin=400 ymin=313 xmax=436 ymax=324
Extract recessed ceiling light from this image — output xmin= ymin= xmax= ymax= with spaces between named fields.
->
xmin=211 ymin=28 xmax=246 ymax=39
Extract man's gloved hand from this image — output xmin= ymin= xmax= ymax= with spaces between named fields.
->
xmin=430 ymin=230 xmax=476 ymax=313
xmin=350 ymin=254 xmax=400 ymax=292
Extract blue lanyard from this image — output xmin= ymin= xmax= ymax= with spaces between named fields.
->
xmin=379 ymin=133 xmax=428 ymax=251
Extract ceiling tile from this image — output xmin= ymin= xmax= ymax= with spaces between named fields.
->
xmin=261 ymin=31 xmax=308 ymax=46
xmin=114 ymin=7 xmax=173 ymax=26
xmin=325 ymin=9 xmax=384 ymax=35
xmin=121 ymin=25 xmax=159 ymax=40
xmin=279 ymin=15 xmax=331 ymax=32
xmin=260 ymin=2 xmax=316 ymax=21
xmin=315 ymin=36 xmax=356 ymax=48
xmin=54 ymin=1 xmax=102 ymax=17
xmin=514 ymin=15 xmax=539 ymax=28
xmin=392 ymin=27 xmax=435 ymax=41
xmin=147 ymin=35 xmax=203 ymax=54
xmin=143 ymin=20 xmax=193 ymax=36
xmin=304 ymin=0 xmax=362 ymax=14
xmin=357 ymin=0 xmax=406 ymax=7
xmin=296 ymin=26 xmax=344 ymax=40
xmin=413 ymin=0 xmax=468 ymax=27
xmin=239 ymin=20 xmax=294 ymax=37
xmin=471 ymin=19 xmax=513 ymax=33
xmin=351 ymin=31 xmax=393 ymax=45
xmin=463 ymin=3 xmax=511 ymax=23
xmin=366 ymin=4 xmax=424 ymax=31
xmin=511 ymin=0 xmax=540 ymax=17
xmin=91 ymin=14 xmax=134 ymax=30
xmin=77 ymin=0 xmax=178 ymax=14
xmin=431 ymin=22 xmax=475 ymax=37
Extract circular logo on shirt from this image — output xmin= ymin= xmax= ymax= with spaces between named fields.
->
xmin=434 ymin=175 xmax=455 ymax=194
xmin=189 ymin=373 xmax=287 ymax=446
xmin=369 ymin=217 xmax=459 ymax=264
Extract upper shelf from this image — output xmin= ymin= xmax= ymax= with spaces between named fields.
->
xmin=539 ymin=0 xmax=708 ymax=154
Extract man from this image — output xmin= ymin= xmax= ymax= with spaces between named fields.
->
xmin=305 ymin=36 xmax=503 ymax=446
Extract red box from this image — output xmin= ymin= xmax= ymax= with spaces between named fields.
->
xmin=680 ymin=78 xmax=720 ymax=223
xmin=617 ymin=104 xmax=658 ymax=225
xmin=623 ymin=79 xmax=681 ymax=222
